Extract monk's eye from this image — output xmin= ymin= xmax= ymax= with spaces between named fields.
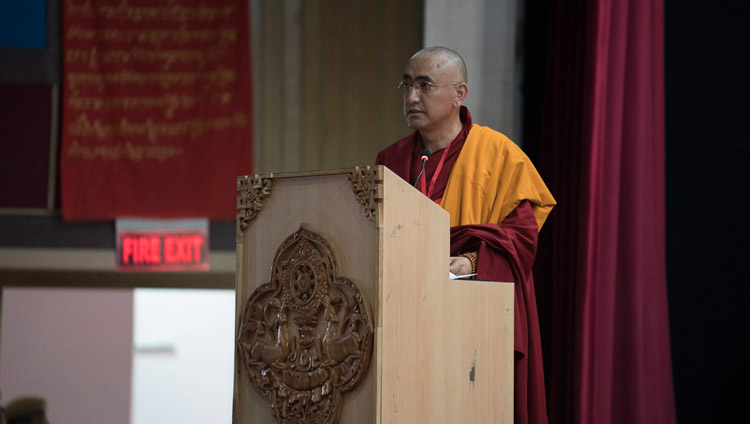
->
xmin=397 ymin=80 xmax=413 ymax=95
xmin=418 ymin=80 xmax=435 ymax=93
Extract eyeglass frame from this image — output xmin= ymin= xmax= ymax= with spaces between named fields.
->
xmin=397 ymin=78 xmax=462 ymax=96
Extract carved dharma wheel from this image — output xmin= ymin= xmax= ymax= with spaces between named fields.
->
xmin=237 ymin=228 xmax=374 ymax=424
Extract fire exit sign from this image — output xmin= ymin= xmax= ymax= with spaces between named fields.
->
xmin=115 ymin=218 xmax=209 ymax=272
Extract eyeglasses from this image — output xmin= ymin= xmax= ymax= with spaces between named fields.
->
xmin=397 ymin=79 xmax=460 ymax=96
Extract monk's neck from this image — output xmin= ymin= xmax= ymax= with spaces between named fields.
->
xmin=419 ymin=117 xmax=463 ymax=153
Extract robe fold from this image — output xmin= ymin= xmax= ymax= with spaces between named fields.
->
xmin=376 ymin=106 xmax=555 ymax=424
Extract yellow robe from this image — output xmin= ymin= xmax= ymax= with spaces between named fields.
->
xmin=440 ymin=124 xmax=556 ymax=230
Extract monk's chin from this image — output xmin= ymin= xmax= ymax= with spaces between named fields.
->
xmin=405 ymin=116 xmax=426 ymax=129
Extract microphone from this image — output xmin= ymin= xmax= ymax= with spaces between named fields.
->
xmin=414 ymin=148 xmax=431 ymax=187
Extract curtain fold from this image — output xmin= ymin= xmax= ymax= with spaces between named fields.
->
xmin=535 ymin=0 xmax=675 ymax=422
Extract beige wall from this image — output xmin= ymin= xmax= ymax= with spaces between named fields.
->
xmin=251 ymin=0 xmax=423 ymax=174
xmin=425 ymin=0 xmax=523 ymax=143
xmin=0 ymin=287 xmax=133 ymax=424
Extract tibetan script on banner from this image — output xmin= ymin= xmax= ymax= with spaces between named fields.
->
xmin=61 ymin=0 xmax=252 ymax=220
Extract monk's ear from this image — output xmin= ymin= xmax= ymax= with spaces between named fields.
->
xmin=454 ymin=83 xmax=468 ymax=107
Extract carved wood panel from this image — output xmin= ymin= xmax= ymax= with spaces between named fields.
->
xmin=237 ymin=227 xmax=373 ymax=424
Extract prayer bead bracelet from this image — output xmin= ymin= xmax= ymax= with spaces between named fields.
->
xmin=459 ymin=252 xmax=477 ymax=278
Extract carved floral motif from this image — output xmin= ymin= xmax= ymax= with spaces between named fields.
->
xmin=237 ymin=174 xmax=273 ymax=232
xmin=237 ymin=228 xmax=373 ymax=424
xmin=349 ymin=166 xmax=382 ymax=222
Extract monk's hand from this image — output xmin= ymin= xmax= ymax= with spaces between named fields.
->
xmin=449 ymin=256 xmax=473 ymax=276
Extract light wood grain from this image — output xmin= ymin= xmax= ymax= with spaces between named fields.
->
xmin=379 ymin=168 xmax=514 ymax=424
xmin=234 ymin=167 xmax=513 ymax=423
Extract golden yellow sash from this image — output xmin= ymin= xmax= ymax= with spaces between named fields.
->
xmin=440 ymin=125 xmax=556 ymax=231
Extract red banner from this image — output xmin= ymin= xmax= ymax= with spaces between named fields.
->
xmin=60 ymin=0 xmax=252 ymax=220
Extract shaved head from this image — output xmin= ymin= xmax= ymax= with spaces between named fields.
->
xmin=410 ymin=46 xmax=468 ymax=84
xmin=401 ymin=47 xmax=469 ymax=147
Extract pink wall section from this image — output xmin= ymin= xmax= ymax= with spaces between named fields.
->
xmin=0 ymin=287 xmax=133 ymax=424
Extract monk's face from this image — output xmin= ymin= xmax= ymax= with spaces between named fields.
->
xmin=402 ymin=54 xmax=463 ymax=132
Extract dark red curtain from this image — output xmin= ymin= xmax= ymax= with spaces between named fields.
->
xmin=535 ymin=0 xmax=676 ymax=422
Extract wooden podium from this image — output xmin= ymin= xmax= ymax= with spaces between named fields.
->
xmin=233 ymin=166 xmax=514 ymax=423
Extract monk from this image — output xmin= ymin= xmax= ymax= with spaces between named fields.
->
xmin=376 ymin=46 xmax=556 ymax=424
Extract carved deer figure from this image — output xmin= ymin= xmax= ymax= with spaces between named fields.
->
xmin=241 ymin=302 xmax=265 ymax=336
xmin=276 ymin=303 xmax=293 ymax=360
xmin=249 ymin=298 xmax=291 ymax=366
xmin=326 ymin=331 xmax=362 ymax=363
xmin=321 ymin=295 xmax=341 ymax=364
xmin=249 ymin=333 xmax=282 ymax=365
xmin=322 ymin=296 xmax=364 ymax=364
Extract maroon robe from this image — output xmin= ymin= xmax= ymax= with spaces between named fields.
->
xmin=376 ymin=107 xmax=548 ymax=424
